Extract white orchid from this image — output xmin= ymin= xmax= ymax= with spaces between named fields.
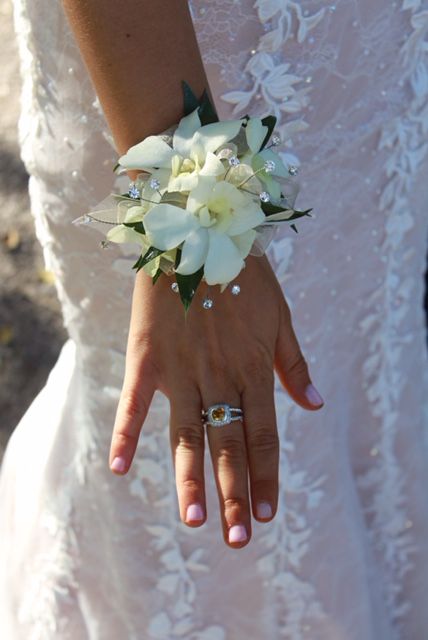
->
xmin=142 ymin=176 xmax=265 ymax=285
xmin=118 ymin=107 xmax=244 ymax=193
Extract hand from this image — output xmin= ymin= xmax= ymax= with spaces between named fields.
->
xmin=109 ymin=254 xmax=324 ymax=548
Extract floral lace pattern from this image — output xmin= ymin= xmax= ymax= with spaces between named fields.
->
xmin=1 ymin=0 xmax=428 ymax=638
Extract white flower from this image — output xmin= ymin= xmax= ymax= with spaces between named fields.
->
xmin=118 ymin=108 xmax=244 ymax=193
xmin=142 ymin=177 xmax=265 ymax=285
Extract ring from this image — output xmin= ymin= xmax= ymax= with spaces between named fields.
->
xmin=201 ymin=403 xmax=244 ymax=427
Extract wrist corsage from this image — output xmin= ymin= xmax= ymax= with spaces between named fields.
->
xmin=73 ymin=81 xmax=312 ymax=311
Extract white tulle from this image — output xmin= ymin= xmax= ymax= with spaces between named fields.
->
xmin=1 ymin=0 xmax=428 ymax=638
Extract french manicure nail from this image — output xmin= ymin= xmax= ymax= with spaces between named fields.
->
xmin=229 ymin=524 xmax=247 ymax=543
xmin=111 ymin=456 xmax=126 ymax=473
xmin=257 ymin=501 xmax=272 ymax=519
xmin=305 ymin=383 xmax=324 ymax=407
xmin=186 ymin=503 xmax=204 ymax=522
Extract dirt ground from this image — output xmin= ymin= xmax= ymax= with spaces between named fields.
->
xmin=0 ymin=0 xmax=66 ymax=462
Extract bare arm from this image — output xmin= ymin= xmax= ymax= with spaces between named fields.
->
xmin=61 ymin=0 xmax=214 ymax=159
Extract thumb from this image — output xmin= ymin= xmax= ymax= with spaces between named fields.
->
xmin=274 ymin=300 xmax=324 ymax=411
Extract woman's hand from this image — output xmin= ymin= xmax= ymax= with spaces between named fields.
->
xmin=109 ymin=254 xmax=324 ymax=548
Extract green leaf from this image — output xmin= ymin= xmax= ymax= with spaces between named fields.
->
xmin=182 ymin=80 xmax=200 ymax=116
xmin=152 ymin=267 xmax=163 ymax=284
xmin=260 ymin=115 xmax=277 ymax=150
xmin=132 ymin=246 xmax=164 ymax=272
xmin=262 ymin=201 xmax=290 ymax=216
xmin=175 ymin=268 xmax=204 ymax=313
xmin=198 ymin=88 xmax=219 ymax=124
xmin=124 ymin=221 xmax=145 ymax=234
xmin=287 ymin=208 xmax=313 ymax=220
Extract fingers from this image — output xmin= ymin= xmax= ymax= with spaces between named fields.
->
xmin=275 ymin=299 xmax=324 ymax=411
xmin=201 ymin=379 xmax=252 ymax=549
xmin=169 ymin=384 xmax=207 ymax=528
xmin=109 ymin=349 xmax=157 ymax=475
xmin=241 ymin=373 xmax=279 ymax=524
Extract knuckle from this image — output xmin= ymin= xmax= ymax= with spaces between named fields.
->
xmin=181 ymin=477 xmax=203 ymax=492
xmin=285 ymin=351 xmax=308 ymax=377
xmin=224 ymin=496 xmax=248 ymax=511
xmin=247 ymin=426 xmax=279 ymax=453
xmin=120 ymin=388 xmax=148 ymax=422
xmin=217 ymin=436 xmax=247 ymax=461
xmin=174 ymin=424 xmax=205 ymax=451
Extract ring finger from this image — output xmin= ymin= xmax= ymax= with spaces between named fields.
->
xmin=201 ymin=381 xmax=251 ymax=548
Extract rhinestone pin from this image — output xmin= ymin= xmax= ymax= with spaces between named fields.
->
xmin=231 ymin=284 xmax=241 ymax=295
xmin=260 ymin=191 xmax=271 ymax=203
xmin=264 ymin=160 xmax=276 ymax=173
xmin=288 ymin=165 xmax=299 ymax=176
xmin=271 ymin=134 xmax=281 ymax=146
xmin=128 ymin=183 xmax=141 ymax=199
xmin=228 ymin=156 xmax=240 ymax=167
xmin=202 ymin=297 xmax=214 ymax=309
xmin=171 ymin=282 xmax=179 ymax=293
xmin=149 ymin=178 xmax=160 ymax=190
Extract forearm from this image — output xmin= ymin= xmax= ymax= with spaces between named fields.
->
xmin=61 ymin=1 xmax=213 ymax=160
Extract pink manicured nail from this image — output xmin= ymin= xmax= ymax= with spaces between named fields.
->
xmin=111 ymin=456 xmax=126 ymax=473
xmin=229 ymin=524 xmax=247 ymax=543
xmin=186 ymin=503 xmax=204 ymax=522
xmin=256 ymin=502 xmax=272 ymax=519
xmin=305 ymin=383 xmax=324 ymax=407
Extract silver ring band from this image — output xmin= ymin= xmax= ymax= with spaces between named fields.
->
xmin=201 ymin=403 xmax=244 ymax=427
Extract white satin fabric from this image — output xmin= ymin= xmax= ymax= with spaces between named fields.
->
xmin=1 ymin=1 xmax=428 ymax=638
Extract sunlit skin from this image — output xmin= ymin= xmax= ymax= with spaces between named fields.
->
xmin=109 ymin=253 xmax=324 ymax=548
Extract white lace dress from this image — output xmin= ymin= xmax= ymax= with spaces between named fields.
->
xmin=1 ymin=1 xmax=428 ymax=638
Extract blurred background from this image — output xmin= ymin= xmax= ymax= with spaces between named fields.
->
xmin=0 ymin=0 xmax=66 ymax=462
xmin=0 ymin=0 xmax=427 ymax=464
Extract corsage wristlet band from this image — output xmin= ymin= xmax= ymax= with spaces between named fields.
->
xmin=73 ymin=81 xmax=313 ymax=312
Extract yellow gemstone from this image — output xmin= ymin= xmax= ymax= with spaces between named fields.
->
xmin=212 ymin=407 xmax=226 ymax=422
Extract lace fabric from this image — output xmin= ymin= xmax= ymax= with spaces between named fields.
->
xmin=0 ymin=0 xmax=428 ymax=638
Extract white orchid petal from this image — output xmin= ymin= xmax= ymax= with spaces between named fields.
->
xmin=246 ymin=117 xmax=268 ymax=153
xmin=187 ymin=177 xmax=216 ymax=214
xmin=172 ymin=108 xmax=202 ymax=157
xmin=191 ymin=119 xmax=244 ymax=163
xmin=175 ymin=227 xmax=209 ymax=275
xmin=227 ymin=202 xmax=265 ymax=236
xmin=204 ymin=231 xmax=245 ymax=285
xmin=167 ymin=172 xmax=199 ymax=193
xmin=106 ymin=225 xmax=148 ymax=246
xmin=143 ymin=203 xmax=197 ymax=250
xmin=231 ymin=229 xmax=257 ymax=258
xmin=119 ymin=136 xmax=175 ymax=170
xmin=199 ymin=151 xmax=226 ymax=177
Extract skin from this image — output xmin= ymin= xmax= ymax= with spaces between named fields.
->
xmin=61 ymin=0 xmax=324 ymax=548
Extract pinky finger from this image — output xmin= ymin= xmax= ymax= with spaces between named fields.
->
xmin=109 ymin=358 xmax=157 ymax=475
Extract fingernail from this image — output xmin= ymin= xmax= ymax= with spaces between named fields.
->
xmin=111 ymin=456 xmax=126 ymax=473
xmin=305 ymin=383 xmax=324 ymax=407
xmin=256 ymin=501 xmax=272 ymax=519
xmin=229 ymin=524 xmax=247 ymax=543
xmin=186 ymin=503 xmax=204 ymax=522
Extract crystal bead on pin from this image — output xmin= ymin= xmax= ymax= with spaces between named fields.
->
xmin=271 ymin=134 xmax=281 ymax=146
xmin=228 ymin=156 xmax=240 ymax=167
xmin=231 ymin=284 xmax=241 ymax=295
xmin=171 ymin=282 xmax=179 ymax=293
xmin=264 ymin=160 xmax=276 ymax=173
xmin=128 ymin=183 xmax=140 ymax=199
xmin=288 ymin=165 xmax=299 ymax=176
xmin=203 ymin=297 xmax=214 ymax=309
xmin=150 ymin=178 xmax=160 ymax=190
xmin=260 ymin=191 xmax=270 ymax=203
